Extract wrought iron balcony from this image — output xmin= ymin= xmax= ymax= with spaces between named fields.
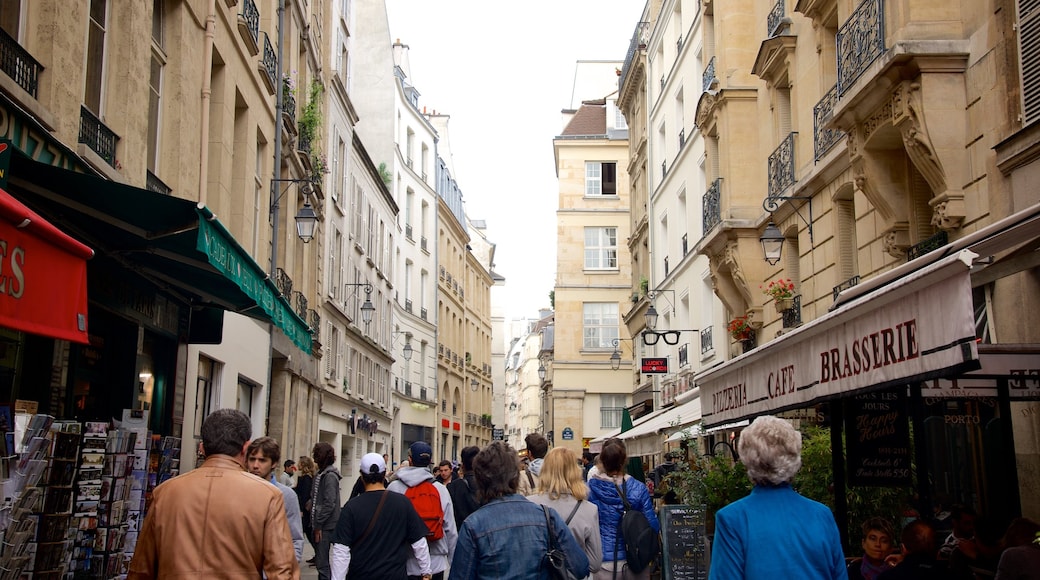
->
xmin=146 ymin=171 xmax=171 ymax=196
xmin=404 ymin=381 xmax=413 ymax=397
xmin=78 ymin=106 xmax=119 ymax=168
xmin=0 ymin=27 xmax=42 ymax=98
xmin=703 ymin=178 xmax=722 ymax=235
xmin=813 ymin=84 xmax=845 ymax=160
xmin=237 ymin=0 xmax=260 ymax=53
xmin=837 ymin=0 xmax=885 ymax=96
xmin=275 ymin=268 xmax=293 ymax=297
xmin=293 ymin=290 xmax=308 ymax=319
xmin=907 ymin=230 xmax=948 ymax=261
xmin=678 ymin=343 xmax=689 ymax=367
xmin=701 ymin=326 xmax=714 ymax=355
xmin=702 ymin=56 xmax=717 ymax=92
xmin=832 ymin=275 xmax=860 ymax=302
xmin=308 ymin=309 xmax=320 ymax=332
xmin=767 ymin=0 xmax=786 ymax=37
xmin=421 ymin=307 xmax=428 ymax=321
xmin=405 ymin=299 xmax=413 ymax=313
xmin=619 ymin=21 xmax=650 ymax=91
xmin=260 ymin=32 xmax=276 ymax=94
xmin=768 ymin=132 xmax=797 ymax=198
xmin=679 ymin=128 xmax=686 ymax=150
xmin=297 ymin=133 xmax=311 ymax=154
xmin=282 ymin=91 xmax=296 ymax=128
xmin=782 ymin=295 xmax=802 ymax=328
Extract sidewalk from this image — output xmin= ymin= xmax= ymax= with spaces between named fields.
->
xmin=301 ymin=541 xmax=318 ymax=580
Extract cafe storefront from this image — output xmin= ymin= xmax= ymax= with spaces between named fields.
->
xmin=697 ymin=204 xmax=1040 ymax=544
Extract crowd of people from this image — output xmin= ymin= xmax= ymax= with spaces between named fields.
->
xmin=124 ymin=410 xmax=1039 ymax=580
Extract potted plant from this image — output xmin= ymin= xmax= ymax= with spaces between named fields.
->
xmin=762 ymin=278 xmax=796 ymax=313
xmin=728 ymin=315 xmax=756 ymax=352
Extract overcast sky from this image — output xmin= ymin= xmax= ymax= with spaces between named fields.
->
xmin=384 ymin=0 xmax=644 ymax=321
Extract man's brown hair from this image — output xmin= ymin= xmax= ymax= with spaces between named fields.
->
xmin=247 ymin=436 xmax=281 ymax=465
xmin=525 ymin=433 xmax=549 ymax=460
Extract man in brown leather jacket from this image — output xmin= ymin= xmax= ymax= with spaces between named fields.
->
xmin=128 ymin=409 xmax=300 ymax=579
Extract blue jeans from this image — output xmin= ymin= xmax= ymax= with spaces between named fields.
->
xmin=316 ymin=528 xmax=333 ymax=580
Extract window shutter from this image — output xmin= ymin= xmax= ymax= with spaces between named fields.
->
xmin=324 ymin=322 xmax=334 ymax=378
xmin=836 ymin=199 xmax=857 ymax=279
xmin=1019 ymin=0 xmax=1040 ymax=123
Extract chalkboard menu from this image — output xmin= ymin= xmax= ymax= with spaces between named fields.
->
xmin=660 ymin=504 xmax=708 ymax=580
xmin=844 ymin=388 xmax=912 ymax=487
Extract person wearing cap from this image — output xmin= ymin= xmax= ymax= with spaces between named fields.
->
xmin=387 ymin=441 xmax=458 ymax=580
xmin=330 ymin=453 xmax=433 ymax=580
xmin=280 ymin=459 xmax=297 ymax=488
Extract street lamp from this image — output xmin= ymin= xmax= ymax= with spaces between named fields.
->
xmin=644 ymin=304 xmax=659 ymax=330
xmin=537 ymin=362 xmax=546 ymax=381
xmin=269 ymin=178 xmax=319 ymax=273
xmin=760 ymin=191 xmax=815 ymax=264
xmin=760 ymin=221 xmax=785 ymax=266
xmin=610 ymin=349 xmax=622 ymax=371
xmin=401 ymin=341 xmax=413 ymax=361
xmin=344 ymin=283 xmax=375 ymax=326
xmin=294 ymin=200 xmax=317 ymax=243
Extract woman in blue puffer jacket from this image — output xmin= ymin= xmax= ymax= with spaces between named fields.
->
xmin=587 ymin=438 xmax=660 ymax=580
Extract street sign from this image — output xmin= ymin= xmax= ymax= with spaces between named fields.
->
xmin=492 ymin=428 xmax=504 ymax=441
xmin=641 ymin=357 xmax=669 ymax=374
xmin=562 ymin=427 xmax=574 ymax=440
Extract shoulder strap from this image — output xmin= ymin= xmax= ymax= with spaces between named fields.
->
xmin=614 ymin=480 xmax=633 ymax=511
xmin=541 ymin=505 xmax=559 ymax=550
xmin=526 ymin=469 xmax=535 ymax=487
xmin=353 ymin=490 xmax=389 ymax=547
xmin=564 ymin=500 xmax=582 ymax=526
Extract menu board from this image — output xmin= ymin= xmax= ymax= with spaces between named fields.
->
xmin=660 ymin=505 xmax=708 ymax=580
xmin=844 ymin=388 xmax=912 ymax=487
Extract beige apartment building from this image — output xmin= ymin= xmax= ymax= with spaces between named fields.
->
xmin=616 ymin=0 xmax=1040 ymax=533
xmin=552 ymin=95 xmax=634 ymax=456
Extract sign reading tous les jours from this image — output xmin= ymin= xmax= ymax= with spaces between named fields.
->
xmin=844 ymin=388 xmax=912 ymax=486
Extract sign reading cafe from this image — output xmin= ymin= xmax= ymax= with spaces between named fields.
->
xmin=699 ymin=252 xmax=980 ymax=427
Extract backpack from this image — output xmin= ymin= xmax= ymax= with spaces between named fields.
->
xmin=614 ymin=481 xmax=659 ymax=574
xmin=405 ymin=480 xmax=445 ymax=540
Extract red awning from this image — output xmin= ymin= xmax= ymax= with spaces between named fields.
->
xmin=0 ymin=187 xmax=92 ymax=343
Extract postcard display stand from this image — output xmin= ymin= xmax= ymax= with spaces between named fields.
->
xmin=0 ymin=412 xmax=160 ymax=580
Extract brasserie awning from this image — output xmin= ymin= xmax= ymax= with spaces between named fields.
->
xmin=698 ymin=250 xmax=981 ymax=428
xmin=5 ymin=152 xmax=312 ymax=351
xmin=0 ymin=187 xmax=92 ymax=343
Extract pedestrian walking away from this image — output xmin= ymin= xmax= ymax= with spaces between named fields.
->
xmin=518 ymin=433 xmax=549 ymax=496
xmin=330 ymin=453 xmax=432 ymax=580
xmin=312 ymin=442 xmax=342 ymax=580
xmin=528 ymin=446 xmax=603 ymax=576
xmin=128 ymin=409 xmax=299 ymax=579
xmin=387 ymin=441 xmax=458 ymax=580
xmin=446 ymin=446 xmax=481 ymax=527
xmin=248 ymin=437 xmax=306 ymax=563
xmin=295 ymin=456 xmax=318 ymax=562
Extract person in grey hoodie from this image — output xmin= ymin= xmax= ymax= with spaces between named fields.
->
xmin=312 ymin=441 xmax=342 ymax=580
xmin=387 ymin=441 xmax=458 ymax=580
xmin=518 ymin=432 xmax=549 ymax=496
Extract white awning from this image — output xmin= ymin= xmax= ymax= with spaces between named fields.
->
xmin=698 ymin=250 xmax=981 ymax=428
xmin=616 ymin=398 xmax=702 ymax=457
xmin=588 ymin=406 xmax=670 ymax=453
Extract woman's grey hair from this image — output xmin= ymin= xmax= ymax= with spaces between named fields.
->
xmin=737 ymin=415 xmax=802 ymax=485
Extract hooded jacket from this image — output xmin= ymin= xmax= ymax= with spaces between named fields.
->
xmin=587 ymin=472 xmax=660 ymax=563
xmin=387 ymin=465 xmax=459 ymax=575
xmin=312 ymin=464 xmax=342 ymax=532
xmin=517 ymin=457 xmax=544 ymax=496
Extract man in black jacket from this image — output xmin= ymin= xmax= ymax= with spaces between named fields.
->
xmin=446 ymin=446 xmax=480 ymax=525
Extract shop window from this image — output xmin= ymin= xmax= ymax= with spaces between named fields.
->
xmin=237 ymin=376 xmax=256 ymax=418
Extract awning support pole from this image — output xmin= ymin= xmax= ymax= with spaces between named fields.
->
xmin=829 ymin=400 xmax=849 ymax=550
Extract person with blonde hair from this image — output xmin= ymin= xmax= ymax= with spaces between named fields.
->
xmin=708 ymin=415 xmax=845 ymax=580
xmin=529 ymin=447 xmax=603 ymax=576
xmin=295 ymin=456 xmax=318 ymax=562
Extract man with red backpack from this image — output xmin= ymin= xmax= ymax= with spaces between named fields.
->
xmin=387 ymin=441 xmax=458 ymax=580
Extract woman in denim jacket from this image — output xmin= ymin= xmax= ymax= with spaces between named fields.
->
xmin=448 ymin=441 xmax=589 ymax=580
xmin=587 ymin=438 xmax=660 ymax=580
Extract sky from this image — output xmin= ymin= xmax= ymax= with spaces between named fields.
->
xmin=384 ymin=0 xmax=645 ymax=321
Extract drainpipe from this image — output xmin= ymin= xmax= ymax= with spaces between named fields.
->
xmin=271 ymin=0 xmax=285 ymax=277
xmin=198 ymin=0 xmax=216 ymax=206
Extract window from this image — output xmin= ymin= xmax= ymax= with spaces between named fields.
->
xmin=194 ymin=356 xmax=219 ymax=436
xmin=0 ymin=0 xmax=22 ymax=39
xmin=584 ymin=227 xmax=618 ymax=269
xmin=583 ymin=302 xmax=619 ymax=349
xmin=585 ymin=161 xmax=617 ymax=195
xmin=1019 ymin=0 xmax=1040 ymax=123
xmin=254 ymin=135 xmax=264 ymax=257
xmin=237 ymin=377 xmax=256 ymax=418
xmin=600 ymin=394 xmax=626 ymax=429
xmin=147 ymin=54 xmax=163 ymax=172
xmin=85 ymin=0 xmax=108 ymax=113
xmin=329 ymin=227 xmax=341 ymax=298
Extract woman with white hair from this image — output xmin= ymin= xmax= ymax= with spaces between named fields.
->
xmin=708 ymin=415 xmax=846 ymax=580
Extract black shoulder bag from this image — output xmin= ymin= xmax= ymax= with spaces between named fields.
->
xmin=542 ymin=505 xmax=579 ymax=580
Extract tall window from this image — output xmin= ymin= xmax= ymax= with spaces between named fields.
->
xmin=237 ymin=377 xmax=256 ymax=417
xmin=600 ymin=394 xmax=626 ymax=429
xmin=329 ymin=227 xmax=341 ymax=298
xmin=194 ymin=356 xmax=219 ymax=437
xmin=583 ymin=302 xmax=619 ymax=349
xmin=148 ymin=0 xmax=165 ymax=172
xmin=584 ymin=226 xmax=618 ymax=269
xmin=254 ymin=134 xmax=265 ymax=257
xmin=85 ymin=0 xmax=107 ymax=113
xmin=585 ymin=161 xmax=618 ymax=196
xmin=0 ymin=0 xmax=21 ymax=39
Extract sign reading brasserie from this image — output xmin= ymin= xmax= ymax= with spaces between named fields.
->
xmin=698 ymin=252 xmax=980 ymax=427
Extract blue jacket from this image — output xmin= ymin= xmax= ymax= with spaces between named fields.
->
xmin=708 ymin=484 xmax=846 ymax=580
xmin=587 ymin=474 xmax=660 ymax=563
xmin=448 ymin=494 xmax=589 ymax=580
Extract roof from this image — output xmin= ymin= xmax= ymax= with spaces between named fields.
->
xmin=560 ymin=101 xmax=606 ymax=136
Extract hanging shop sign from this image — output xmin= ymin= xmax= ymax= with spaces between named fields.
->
xmin=641 ymin=357 xmax=668 ymax=374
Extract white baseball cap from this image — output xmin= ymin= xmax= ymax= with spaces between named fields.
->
xmin=360 ymin=452 xmax=386 ymax=474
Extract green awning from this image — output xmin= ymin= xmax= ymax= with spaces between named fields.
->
xmin=6 ymin=153 xmax=312 ymax=351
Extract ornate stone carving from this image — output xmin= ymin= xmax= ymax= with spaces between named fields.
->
xmin=930 ymin=193 xmax=966 ymax=231
xmin=882 ymin=224 xmax=910 ymax=259
xmin=696 ymin=90 xmax=719 ymax=127
xmin=722 ymin=241 xmax=752 ymax=305
xmin=895 ymin=82 xmax=948 ymax=195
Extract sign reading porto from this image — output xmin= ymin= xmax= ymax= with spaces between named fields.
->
xmin=641 ymin=357 xmax=668 ymax=374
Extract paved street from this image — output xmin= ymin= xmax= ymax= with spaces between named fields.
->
xmin=301 ymin=541 xmax=318 ymax=580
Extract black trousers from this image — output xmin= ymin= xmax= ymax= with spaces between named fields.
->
xmin=408 ymin=573 xmax=444 ymax=580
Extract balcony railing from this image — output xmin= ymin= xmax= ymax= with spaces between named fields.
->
xmin=782 ymin=295 xmax=802 ymax=328
xmin=702 ymin=56 xmax=717 ymax=92
xmin=78 ymin=106 xmax=119 ymax=168
xmin=767 ymin=132 xmax=796 ymax=197
xmin=907 ymin=230 xmax=948 ymax=262
xmin=405 ymin=299 xmax=413 ymax=313
xmin=0 ymin=27 xmax=42 ymax=98
xmin=297 ymin=133 xmax=311 ymax=155
xmin=813 ymin=84 xmax=845 ymax=160
xmin=308 ymin=309 xmax=320 ymax=332
xmin=619 ymin=21 xmax=650 ymax=91
xmin=837 ymin=0 xmax=885 ymax=96
xmin=678 ymin=343 xmax=689 ymax=367
xmin=146 ymin=171 xmax=171 ymax=196
xmin=260 ymin=32 xmax=276 ymax=94
xmin=701 ymin=326 xmax=714 ymax=355
xmin=703 ymin=178 xmax=722 ymax=235
xmin=404 ymin=381 xmax=413 ymax=397
xmin=238 ymin=0 xmax=260 ymax=50
xmin=405 ymin=224 xmax=413 ymax=239
xmin=767 ymin=0 xmax=785 ymax=37
xmin=832 ymin=275 xmax=860 ymax=302
xmin=275 ymin=268 xmax=293 ymax=297
xmin=421 ymin=307 xmax=428 ymax=321
xmin=678 ymin=128 xmax=686 ymax=150
xmin=282 ymin=91 xmax=296 ymax=128
xmin=292 ymin=290 xmax=308 ymax=319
